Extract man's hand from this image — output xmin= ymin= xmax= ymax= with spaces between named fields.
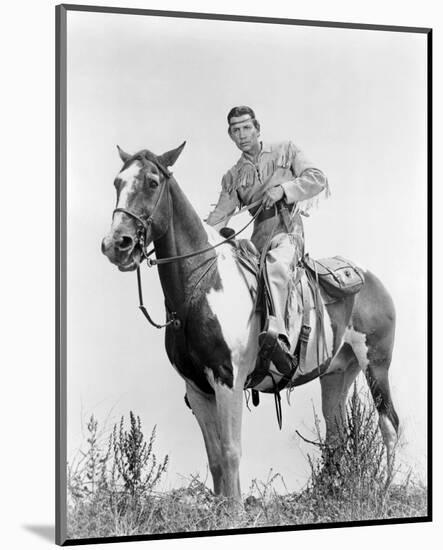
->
xmin=262 ymin=185 xmax=284 ymax=209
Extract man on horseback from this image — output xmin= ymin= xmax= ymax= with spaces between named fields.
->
xmin=206 ymin=105 xmax=329 ymax=375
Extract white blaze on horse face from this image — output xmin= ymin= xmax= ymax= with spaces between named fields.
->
xmin=343 ymin=327 xmax=369 ymax=371
xmin=113 ymin=162 xmax=142 ymax=227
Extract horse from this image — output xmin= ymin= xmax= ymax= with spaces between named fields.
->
xmin=101 ymin=142 xmax=399 ymax=503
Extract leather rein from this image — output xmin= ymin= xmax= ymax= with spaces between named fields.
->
xmin=111 ymin=158 xmax=265 ymax=329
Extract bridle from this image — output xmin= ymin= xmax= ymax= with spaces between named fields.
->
xmin=111 ymin=156 xmax=265 ymax=329
xmin=112 ymin=157 xmax=264 ymax=268
xmin=112 ymin=157 xmax=173 ymax=261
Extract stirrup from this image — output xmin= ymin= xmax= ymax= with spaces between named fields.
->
xmin=258 ymin=327 xmax=295 ymax=377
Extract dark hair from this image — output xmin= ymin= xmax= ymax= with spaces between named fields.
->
xmin=227 ymin=105 xmax=260 ymax=133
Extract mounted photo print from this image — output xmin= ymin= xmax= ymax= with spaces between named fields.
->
xmin=55 ymin=4 xmax=432 ymax=546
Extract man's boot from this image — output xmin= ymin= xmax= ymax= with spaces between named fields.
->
xmin=258 ymin=316 xmax=296 ymax=377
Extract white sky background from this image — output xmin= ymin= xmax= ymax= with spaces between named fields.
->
xmin=66 ymin=11 xmax=428 ymax=493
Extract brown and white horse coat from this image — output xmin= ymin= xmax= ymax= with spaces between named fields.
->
xmin=102 ymin=144 xmax=399 ymax=502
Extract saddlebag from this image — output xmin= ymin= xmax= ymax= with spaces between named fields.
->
xmin=303 ymin=254 xmax=365 ymax=298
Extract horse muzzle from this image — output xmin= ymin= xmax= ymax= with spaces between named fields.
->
xmin=101 ymin=232 xmax=141 ymax=271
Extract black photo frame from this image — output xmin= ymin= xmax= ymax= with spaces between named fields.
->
xmin=56 ymin=4 xmax=432 ymax=546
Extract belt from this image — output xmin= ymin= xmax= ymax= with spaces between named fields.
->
xmin=256 ymin=201 xmax=284 ymax=223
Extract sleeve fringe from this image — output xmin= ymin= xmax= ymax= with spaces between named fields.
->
xmin=295 ymin=178 xmax=330 ymax=214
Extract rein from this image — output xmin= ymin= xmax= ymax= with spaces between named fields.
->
xmin=145 ymin=201 xmax=264 ymax=267
xmin=112 ymin=158 xmax=266 ymax=329
xmin=113 ymin=159 xmax=265 ymax=268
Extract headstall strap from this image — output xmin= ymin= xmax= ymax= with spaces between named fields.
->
xmin=112 ymin=156 xmax=267 ymax=330
xmin=112 ymin=158 xmax=172 ymax=258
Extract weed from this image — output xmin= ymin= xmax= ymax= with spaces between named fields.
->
xmin=112 ymin=412 xmax=168 ymax=498
xmin=296 ymin=384 xmax=425 ymax=522
xmin=66 ymin=395 xmax=427 ymax=539
xmin=67 ymin=412 xmax=168 ymax=538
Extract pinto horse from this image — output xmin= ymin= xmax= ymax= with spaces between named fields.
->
xmin=101 ymin=143 xmax=399 ymax=502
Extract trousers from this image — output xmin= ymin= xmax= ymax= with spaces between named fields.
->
xmin=265 ymin=232 xmax=303 ymax=338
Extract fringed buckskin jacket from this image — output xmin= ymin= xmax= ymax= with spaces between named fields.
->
xmin=206 ymin=141 xmax=329 ymax=252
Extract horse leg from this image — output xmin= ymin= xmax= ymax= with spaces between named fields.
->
xmin=185 ymin=383 xmax=223 ymax=495
xmin=347 ymin=329 xmax=398 ymax=467
xmin=212 ymin=374 xmax=245 ymax=503
xmin=364 ymin=360 xmax=399 ymax=469
xmin=320 ymin=343 xmax=360 ymax=448
xmin=352 ymin=271 xmax=398 ymax=466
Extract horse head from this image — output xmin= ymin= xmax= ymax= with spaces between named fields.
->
xmin=101 ymin=142 xmax=186 ymax=271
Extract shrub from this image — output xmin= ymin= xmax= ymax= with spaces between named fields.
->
xmin=112 ymin=412 xmax=169 ymax=498
xmin=67 ymin=411 xmax=168 ymax=538
xmin=297 ymin=384 xmax=399 ymax=521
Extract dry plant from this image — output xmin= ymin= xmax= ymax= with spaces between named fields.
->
xmin=296 ymin=384 xmax=426 ymax=522
xmin=67 ymin=393 xmax=427 ymax=539
xmin=67 ymin=411 xmax=168 ymax=538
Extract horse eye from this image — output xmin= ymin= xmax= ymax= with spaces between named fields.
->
xmin=145 ymin=173 xmax=159 ymax=188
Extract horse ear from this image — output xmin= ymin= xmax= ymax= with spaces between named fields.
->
xmin=158 ymin=141 xmax=186 ymax=169
xmin=117 ymin=145 xmax=132 ymax=163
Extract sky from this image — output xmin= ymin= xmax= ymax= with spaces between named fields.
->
xmin=66 ymin=10 xmax=428 ymax=493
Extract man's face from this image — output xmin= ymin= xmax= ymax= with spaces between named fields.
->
xmin=228 ymin=115 xmax=260 ymax=154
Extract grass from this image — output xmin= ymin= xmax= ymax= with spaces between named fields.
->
xmin=66 ymin=388 xmax=427 ymax=539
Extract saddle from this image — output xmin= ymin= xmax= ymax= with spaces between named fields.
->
xmin=228 ymin=237 xmax=365 ymax=364
xmin=229 ymin=237 xmax=365 ymax=313
xmin=225 ymin=236 xmax=366 ymax=427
